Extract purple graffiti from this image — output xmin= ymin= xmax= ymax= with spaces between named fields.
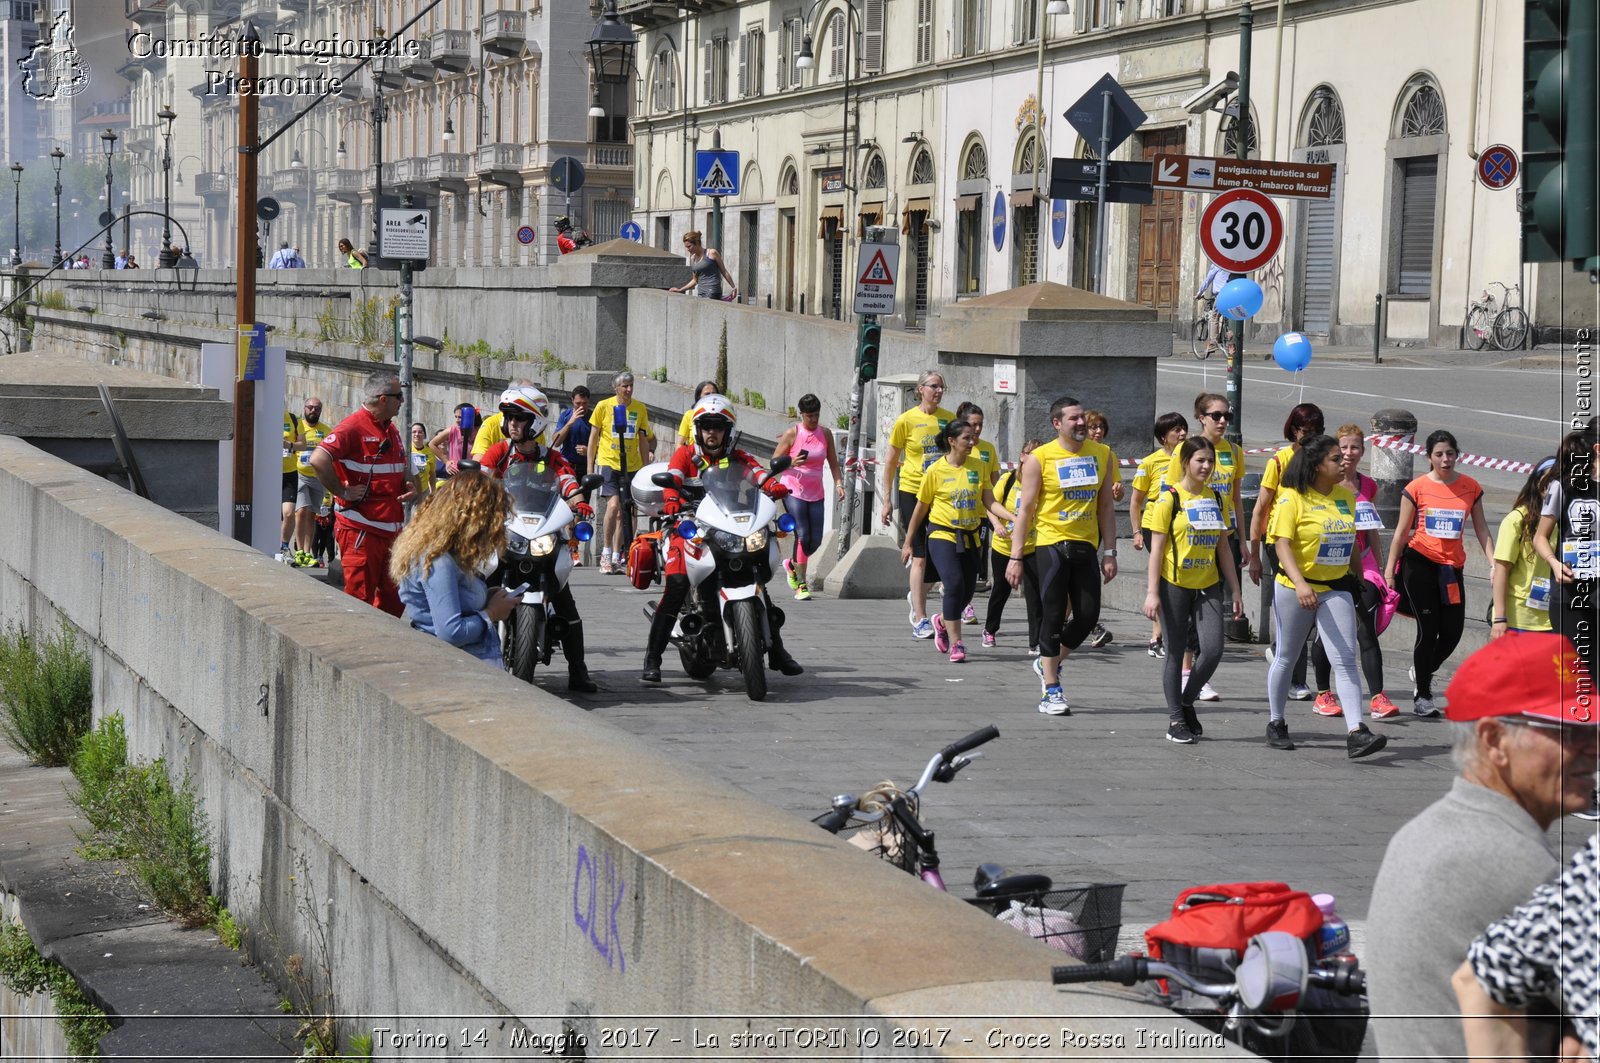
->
xmin=573 ymin=844 xmax=626 ymax=973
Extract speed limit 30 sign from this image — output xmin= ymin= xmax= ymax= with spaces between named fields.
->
xmin=1200 ymin=187 xmax=1283 ymax=273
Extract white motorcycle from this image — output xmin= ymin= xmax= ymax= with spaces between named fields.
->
xmin=498 ymin=461 xmax=599 ymax=682
xmin=639 ymin=458 xmax=795 ymax=701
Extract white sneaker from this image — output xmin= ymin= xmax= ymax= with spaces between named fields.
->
xmin=911 ymin=616 xmax=935 ymax=640
xmin=1038 ymin=688 xmax=1070 ymax=716
xmin=1288 ymin=684 xmax=1313 ymax=701
xmin=1198 ymin=682 xmax=1221 ymax=702
xmin=1032 ymin=655 xmax=1046 ymax=692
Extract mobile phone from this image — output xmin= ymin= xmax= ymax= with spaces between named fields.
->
xmin=796 ymin=449 xmax=810 ymax=462
xmin=503 ymin=583 xmax=530 ymax=597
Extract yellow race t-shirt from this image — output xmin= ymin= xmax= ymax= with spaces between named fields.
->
xmin=973 ymin=439 xmax=999 ymax=485
xmin=677 ymin=408 xmax=696 ymax=444
xmin=1259 ymin=444 xmax=1298 ymax=543
xmin=471 ymin=411 xmax=547 ymax=458
xmin=1269 ymin=484 xmax=1358 ymax=593
xmin=1031 ymin=438 xmax=1113 ymax=548
xmin=1494 ymin=507 xmax=1555 ymax=632
xmin=1167 ymin=437 xmax=1244 ymax=530
xmin=410 ymin=443 xmax=437 ymax=495
xmin=282 ymin=411 xmax=301 ymax=473
xmin=917 ymin=455 xmax=987 ymax=543
xmin=889 ymin=406 xmax=956 ymax=496
xmin=297 ymin=418 xmax=333 ymax=480
xmin=992 ymin=469 xmax=1036 ymax=558
xmin=588 ymin=398 xmax=651 ymax=470
xmin=1132 ymin=447 xmax=1178 ymax=523
xmin=1143 ymin=483 xmax=1229 ymax=590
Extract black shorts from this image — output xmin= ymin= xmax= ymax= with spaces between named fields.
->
xmin=600 ymin=466 xmax=624 ymax=498
xmin=282 ymin=471 xmax=297 ymax=505
xmin=898 ymin=489 xmax=930 ymax=560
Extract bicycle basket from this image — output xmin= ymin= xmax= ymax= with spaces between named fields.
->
xmin=840 ymin=783 xmax=919 ymax=875
xmin=967 ymin=883 xmax=1125 ymax=962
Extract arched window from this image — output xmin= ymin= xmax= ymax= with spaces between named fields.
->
xmin=780 ymin=164 xmax=800 ymax=197
xmin=650 ymin=48 xmax=677 ymax=112
xmin=826 ymin=12 xmax=846 ymax=79
xmin=1386 ymin=74 xmax=1447 ymax=301
xmin=962 ymin=138 xmax=988 ymax=181
xmin=1221 ymin=109 xmax=1259 ymax=159
xmin=1397 ymin=75 xmax=1446 ymax=138
xmin=910 ymin=148 xmax=935 ymax=185
xmin=1015 ymin=130 xmax=1043 ymax=178
xmin=1299 ymin=86 xmax=1345 ymax=147
xmin=863 ymin=153 xmax=886 ymax=189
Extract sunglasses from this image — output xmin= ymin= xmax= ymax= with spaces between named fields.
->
xmin=381 ymin=391 xmax=403 ymax=400
xmin=1502 ymin=716 xmax=1598 ymax=737
xmin=1203 ymin=411 xmax=1232 ymax=422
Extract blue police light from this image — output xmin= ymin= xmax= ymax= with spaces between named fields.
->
xmin=573 ymin=521 xmax=594 ymax=542
xmin=677 ymin=520 xmax=699 ymax=540
xmin=776 ymin=513 xmax=797 ymax=534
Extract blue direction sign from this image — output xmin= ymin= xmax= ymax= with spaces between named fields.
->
xmin=1051 ymin=198 xmax=1068 ymax=249
xmin=695 ymin=150 xmax=740 ymax=197
xmin=991 ymin=190 xmax=1007 ymax=251
xmin=620 ymin=220 xmax=643 ymax=242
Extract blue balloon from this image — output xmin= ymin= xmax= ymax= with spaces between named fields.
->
xmin=1216 ymin=278 xmax=1265 ymax=320
xmin=1273 ymin=332 xmax=1314 ymax=372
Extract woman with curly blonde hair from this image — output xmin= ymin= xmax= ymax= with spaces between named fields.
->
xmin=390 ymin=469 xmax=517 ymax=663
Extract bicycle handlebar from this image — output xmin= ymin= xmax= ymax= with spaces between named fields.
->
xmin=941 ymin=725 xmax=999 ymax=763
xmin=814 ymin=805 xmax=853 ymax=834
xmin=1052 ymin=956 xmax=1150 ymax=987
xmin=1052 ymin=956 xmax=1365 ymax=999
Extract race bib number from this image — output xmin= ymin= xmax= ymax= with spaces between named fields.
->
xmin=1423 ymin=507 xmax=1465 ymax=539
xmin=282 ymin=446 xmax=292 ymax=459
xmin=1526 ymin=577 xmax=1552 ymax=612
xmin=1354 ymin=500 xmax=1385 ymax=531
xmin=411 ymin=453 xmax=427 ymax=474
xmin=1183 ymin=498 xmax=1225 ymax=531
xmin=298 ymin=449 xmax=315 ymax=471
xmin=1315 ymin=530 xmax=1356 ymax=568
xmin=1055 ymin=456 xmax=1100 ymax=489
xmin=1563 ymin=540 xmax=1600 ymax=579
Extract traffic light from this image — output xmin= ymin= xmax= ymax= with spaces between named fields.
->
xmin=856 ymin=317 xmax=881 ymax=381
xmin=1522 ymin=0 xmax=1598 ymax=270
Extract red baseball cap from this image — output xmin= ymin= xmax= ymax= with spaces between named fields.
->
xmin=1445 ymin=633 xmax=1600 ymax=726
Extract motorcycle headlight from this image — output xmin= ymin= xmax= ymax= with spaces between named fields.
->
xmin=529 ymin=533 xmax=559 ymax=557
xmin=713 ymin=530 xmax=746 ymax=554
xmin=507 ymin=532 xmax=529 ymax=555
xmin=744 ymin=529 xmax=768 ymax=552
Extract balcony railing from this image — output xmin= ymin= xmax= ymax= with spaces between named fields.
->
xmin=390 ymin=157 xmax=428 ymax=188
xmin=399 ymin=39 xmax=434 ymax=80
xmin=589 ymin=143 xmax=632 ymax=168
xmin=481 ymin=10 xmax=526 ymax=57
xmin=428 ymin=153 xmax=472 ymax=189
xmin=124 ymin=0 xmax=166 ymax=24
xmin=476 ymin=143 xmax=524 ymax=172
xmin=239 ymin=0 xmax=280 ymax=28
xmin=317 ymin=169 xmax=365 ymax=201
xmin=193 ymin=172 xmax=229 ymax=198
xmin=430 ymin=29 xmax=471 ymax=72
xmin=271 ymin=169 xmax=308 ymax=195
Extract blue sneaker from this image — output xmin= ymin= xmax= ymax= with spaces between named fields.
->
xmin=1038 ymin=687 xmax=1070 ymax=716
xmin=911 ymin=616 xmax=935 ymax=640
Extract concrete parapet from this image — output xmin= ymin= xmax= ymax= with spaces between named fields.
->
xmin=0 ymin=436 xmax=1225 ymax=1057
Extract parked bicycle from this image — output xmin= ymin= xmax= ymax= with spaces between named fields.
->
xmin=1189 ymin=297 xmax=1235 ymax=360
xmin=814 ymin=727 xmax=1125 ymax=959
xmin=1464 ymin=281 xmax=1530 ymax=352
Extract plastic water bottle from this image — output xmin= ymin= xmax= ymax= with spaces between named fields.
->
xmin=1312 ymin=892 xmax=1352 ymax=959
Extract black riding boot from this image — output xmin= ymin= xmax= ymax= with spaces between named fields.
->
xmin=563 ymin=621 xmax=599 ymax=693
xmin=765 ymin=605 xmax=803 ymax=676
xmin=642 ymin=609 xmax=674 ymax=683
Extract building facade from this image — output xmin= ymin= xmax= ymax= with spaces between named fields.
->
xmin=627 ymin=0 xmax=1559 ymax=346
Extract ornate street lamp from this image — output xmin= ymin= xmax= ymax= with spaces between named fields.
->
xmin=50 ymin=148 xmax=64 ymax=266
xmin=158 ymin=104 xmax=177 ymax=266
xmin=9 ymin=163 xmax=22 ymax=264
xmin=99 ymin=128 xmax=117 ymax=269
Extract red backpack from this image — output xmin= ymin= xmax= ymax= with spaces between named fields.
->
xmin=1145 ymin=880 xmax=1323 ymax=958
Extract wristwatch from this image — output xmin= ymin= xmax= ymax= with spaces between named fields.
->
xmin=1101 ymin=547 xmax=1118 ymax=559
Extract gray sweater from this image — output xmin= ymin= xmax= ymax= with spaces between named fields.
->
xmin=1366 ymin=777 xmax=1559 ymax=1062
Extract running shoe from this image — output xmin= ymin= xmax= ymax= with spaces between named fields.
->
xmin=794 ymin=582 xmax=812 ymax=601
xmin=784 ymin=558 xmax=801 ymax=590
xmin=1166 ymin=721 xmax=1198 ymax=744
xmin=573 ymin=556 xmax=585 ymax=568
xmin=1574 ymin=790 xmax=1600 ymax=822
xmin=1089 ymin=625 xmax=1113 ymax=649
xmin=1197 ymin=682 xmax=1220 ymax=702
xmin=1369 ymin=693 xmax=1401 ymax=720
xmin=907 ymin=592 xmax=918 ymax=627
xmin=1288 ymin=684 xmax=1313 ymax=701
xmin=981 ymin=631 xmax=996 ymax=648
xmin=1147 ymin=637 xmax=1165 ymax=659
xmin=933 ymin=616 xmax=950 ymax=655
xmin=1038 ymin=687 xmax=1070 ymax=716
xmin=1312 ymin=691 xmax=1342 ymax=717
xmin=1265 ymin=719 xmax=1295 ymax=751
xmin=949 ymin=641 xmax=967 ymax=663
xmin=1347 ymin=725 xmax=1389 ymax=760
xmin=599 ymin=558 xmax=614 ymax=575
xmin=1412 ymin=696 xmax=1441 ymax=718
xmin=911 ymin=616 xmax=935 ymax=640
xmin=1032 ymin=655 xmax=1045 ymax=680
xmin=961 ymin=603 xmax=977 ymax=624
xmin=1027 ymin=645 xmax=1039 ymax=655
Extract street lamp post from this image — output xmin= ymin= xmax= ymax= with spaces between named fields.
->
xmin=9 ymin=163 xmax=22 ymax=263
xmin=158 ymin=104 xmax=177 ymax=266
xmin=289 ymin=128 xmax=328 ymax=258
xmin=368 ymin=53 xmax=390 ymax=261
xmin=50 ymin=148 xmax=64 ymax=266
xmin=586 ymin=2 xmax=638 ymax=239
xmin=99 ymin=129 xmax=117 ymax=269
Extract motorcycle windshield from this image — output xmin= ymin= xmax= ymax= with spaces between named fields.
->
xmin=700 ymin=464 xmax=761 ymax=520
xmin=503 ymin=462 xmax=563 ymax=521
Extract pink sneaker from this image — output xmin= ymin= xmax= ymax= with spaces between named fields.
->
xmin=932 ymin=616 xmax=950 ymax=654
xmin=949 ymin=641 xmax=967 ymax=663
xmin=1312 ymin=691 xmax=1343 ymax=717
xmin=981 ymin=631 xmax=997 ymax=648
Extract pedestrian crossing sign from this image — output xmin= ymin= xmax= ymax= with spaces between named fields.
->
xmin=695 ymin=150 xmax=740 ymax=197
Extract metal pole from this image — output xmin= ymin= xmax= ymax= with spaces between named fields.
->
xmin=839 ymin=317 xmax=870 ymax=556
xmin=102 ymin=147 xmax=115 ymax=269
xmin=122 ymin=193 xmax=131 ymax=257
xmin=399 ymin=198 xmax=416 ymax=517
xmin=1094 ymin=89 xmax=1110 ymax=293
xmin=370 ymin=61 xmax=387 ymax=259
xmin=1373 ymin=293 xmax=1383 ymax=364
xmin=709 ymin=128 xmax=723 ymax=257
xmin=232 ymin=24 xmax=262 ymax=545
xmin=52 ymin=161 xmax=62 ymax=266
xmin=1224 ymin=1 xmax=1253 ymax=449
xmin=12 ymin=170 xmax=20 ymax=257
xmin=161 ymin=130 xmax=174 ymax=267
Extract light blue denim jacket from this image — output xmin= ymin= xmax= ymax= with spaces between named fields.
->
xmin=398 ymin=552 xmax=501 ymax=663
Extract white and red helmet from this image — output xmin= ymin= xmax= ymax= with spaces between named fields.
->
xmin=498 ymin=386 xmax=550 ymax=438
xmin=690 ymin=394 xmax=737 ymax=452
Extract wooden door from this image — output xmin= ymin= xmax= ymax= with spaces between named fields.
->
xmin=1137 ymin=127 xmax=1185 ymax=311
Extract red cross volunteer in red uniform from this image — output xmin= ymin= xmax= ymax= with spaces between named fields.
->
xmin=310 ymin=371 xmax=418 ymax=615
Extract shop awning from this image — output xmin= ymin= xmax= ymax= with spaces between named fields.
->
xmin=953 ymin=194 xmax=980 ymax=211
xmin=857 ymin=202 xmax=884 ymax=236
xmin=1009 ymin=189 xmax=1037 ymax=207
xmin=817 ymin=205 xmax=844 ymax=238
xmin=900 ymin=197 xmax=932 ymax=233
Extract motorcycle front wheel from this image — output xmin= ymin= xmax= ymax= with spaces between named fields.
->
xmin=729 ymin=598 xmax=767 ymax=701
xmin=509 ymin=603 xmax=544 ymax=682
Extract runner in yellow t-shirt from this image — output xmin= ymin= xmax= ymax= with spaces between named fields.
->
xmin=984 ymin=439 xmax=1044 ymax=650
xmin=902 ymin=420 xmax=1007 ymax=664
xmin=586 ymin=372 xmax=656 ymax=573
xmin=1007 ymin=396 xmax=1118 ymax=715
xmin=1249 ymin=402 xmax=1325 ymax=700
xmin=677 ymin=380 xmax=720 ymax=445
xmin=879 ymin=370 xmax=956 ymax=639
xmin=1131 ymin=411 xmax=1189 ymax=658
xmin=1142 ymin=437 xmax=1244 ymax=743
xmin=292 ymin=397 xmax=334 ymax=563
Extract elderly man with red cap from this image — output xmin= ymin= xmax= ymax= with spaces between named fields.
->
xmin=1365 ymin=632 xmax=1600 ymax=1063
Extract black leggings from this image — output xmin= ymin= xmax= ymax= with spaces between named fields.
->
xmin=927 ymin=531 xmax=980 ymax=623
xmin=1398 ymin=548 xmax=1465 ymax=699
xmin=1031 ymin=540 xmax=1101 ymax=657
xmin=985 ymin=548 xmax=1041 ymax=646
xmin=1313 ymin=576 xmax=1385 ymax=697
xmin=1263 ymin=544 xmax=1309 ymax=685
xmin=1157 ymin=580 xmax=1224 ymax=715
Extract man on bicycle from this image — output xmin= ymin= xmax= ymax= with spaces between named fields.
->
xmin=642 ymin=395 xmax=804 ymax=682
xmin=1194 ymin=264 xmax=1229 ymax=356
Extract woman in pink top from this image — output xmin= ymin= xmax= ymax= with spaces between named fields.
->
xmin=774 ymin=393 xmax=844 ymax=600
xmin=428 ymin=403 xmax=481 ymax=477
